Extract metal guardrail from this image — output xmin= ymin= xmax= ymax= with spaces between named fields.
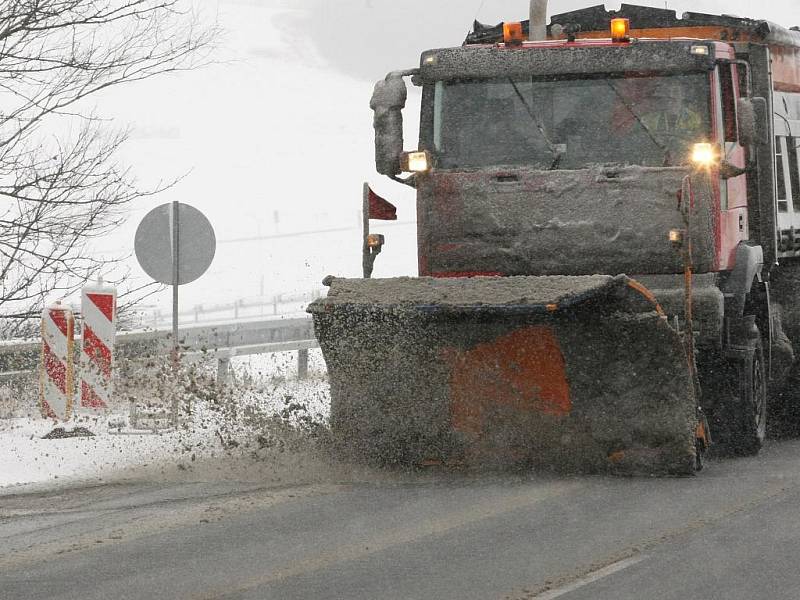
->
xmin=32 ymin=290 xmax=323 ymax=332
xmin=0 ymin=316 xmax=320 ymax=382
xmin=136 ymin=290 xmax=323 ymax=329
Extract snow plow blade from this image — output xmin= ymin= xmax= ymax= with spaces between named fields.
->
xmin=308 ymin=275 xmax=700 ymax=475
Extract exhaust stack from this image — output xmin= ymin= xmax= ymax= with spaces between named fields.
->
xmin=529 ymin=0 xmax=548 ymax=41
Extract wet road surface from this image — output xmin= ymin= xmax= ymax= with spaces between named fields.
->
xmin=2 ymin=440 xmax=800 ymax=599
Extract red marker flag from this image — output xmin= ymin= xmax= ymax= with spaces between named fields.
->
xmin=368 ymin=186 xmax=397 ymax=221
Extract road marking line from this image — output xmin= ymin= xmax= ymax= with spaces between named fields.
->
xmin=533 ymin=555 xmax=647 ymax=599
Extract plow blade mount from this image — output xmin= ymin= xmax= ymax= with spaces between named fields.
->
xmin=309 ymin=275 xmax=700 ymax=475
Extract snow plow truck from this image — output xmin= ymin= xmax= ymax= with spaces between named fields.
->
xmin=308 ymin=2 xmax=800 ymax=475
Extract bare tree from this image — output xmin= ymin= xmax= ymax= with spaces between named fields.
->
xmin=0 ymin=0 xmax=216 ymax=336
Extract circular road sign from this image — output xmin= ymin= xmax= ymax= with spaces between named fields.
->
xmin=135 ymin=202 xmax=216 ymax=285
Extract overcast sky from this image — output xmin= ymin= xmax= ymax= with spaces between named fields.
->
xmin=295 ymin=0 xmax=800 ymax=81
xmin=90 ymin=0 xmax=800 ymax=316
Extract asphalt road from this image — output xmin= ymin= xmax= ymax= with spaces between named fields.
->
xmin=3 ymin=440 xmax=800 ymax=600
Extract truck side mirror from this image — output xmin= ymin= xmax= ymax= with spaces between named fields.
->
xmin=737 ymin=97 xmax=768 ymax=147
xmin=371 ymin=73 xmax=408 ymax=176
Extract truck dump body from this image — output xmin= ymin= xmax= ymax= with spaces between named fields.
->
xmin=310 ymin=275 xmax=699 ymax=474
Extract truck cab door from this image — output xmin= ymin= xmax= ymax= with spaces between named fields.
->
xmin=717 ymin=63 xmax=749 ymax=270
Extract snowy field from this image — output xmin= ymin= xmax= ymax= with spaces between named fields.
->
xmin=0 ymin=351 xmax=331 ymax=493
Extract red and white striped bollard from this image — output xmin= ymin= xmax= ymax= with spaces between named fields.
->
xmin=80 ymin=278 xmax=117 ymax=410
xmin=39 ymin=301 xmax=75 ymax=421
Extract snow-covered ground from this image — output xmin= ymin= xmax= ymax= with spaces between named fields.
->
xmin=0 ymin=362 xmax=331 ymax=493
xmin=0 ymin=415 xmax=216 ymax=491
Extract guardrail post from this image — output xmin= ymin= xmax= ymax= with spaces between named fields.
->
xmin=297 ymin=349 xmax=308 ymax=380
xmin=217 ymin=357 xmax=230 ymax=385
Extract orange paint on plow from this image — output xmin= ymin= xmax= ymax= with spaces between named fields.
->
xmin=444 ymin=326 xmax=571 ymax=437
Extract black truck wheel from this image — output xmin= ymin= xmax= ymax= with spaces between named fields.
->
xmin=713 ymin=329 xmax=767 ymax=456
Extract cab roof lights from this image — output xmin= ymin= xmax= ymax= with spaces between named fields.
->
xmin=465 ymin=5 xmax=800 ymax=48
xmin=611 ymin=18 xmax=631 ymax=42
xmin=503 ymin=22 xmax=525 ymax=45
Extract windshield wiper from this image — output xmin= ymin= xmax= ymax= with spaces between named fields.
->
xmin=604 ymin=80 xmax=671 ymax=166
xmin=508 ymin=78 xmax=562 ymax=170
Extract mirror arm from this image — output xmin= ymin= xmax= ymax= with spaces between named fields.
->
xmin=390 ymin=174 xmax=417 ymax=188
xmin=390 ymin=68 xmax=420 ymax=79
xmin=718 ymin=58 xmax=753 ymax=97
xmin=719 ymin=160 xmax=749 ymax=180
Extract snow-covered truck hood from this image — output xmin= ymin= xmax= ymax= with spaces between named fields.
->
xmin=417 ymin=165 xmax=718 ymax=277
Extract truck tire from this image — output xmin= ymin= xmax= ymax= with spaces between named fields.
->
xmin=714 ymin=328 xmax=767 ymax=456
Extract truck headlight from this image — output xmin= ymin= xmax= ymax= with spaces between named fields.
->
xmin=402 ymin=150 xmax=431 ymax=173
xmin=690 ymin=143 xmax=718 ymax=168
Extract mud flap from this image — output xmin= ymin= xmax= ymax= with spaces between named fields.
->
xmin=310 ymin=275 xmax=699 ymax=475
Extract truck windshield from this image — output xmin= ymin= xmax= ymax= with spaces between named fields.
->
xmin=431 ymin=73 xmax=711 ymax=170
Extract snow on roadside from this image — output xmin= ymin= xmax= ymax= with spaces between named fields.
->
xmin=0 ymin=373 xmax=331 ymax=493
xmin=0 ymin=415 xmax=211 ymax=491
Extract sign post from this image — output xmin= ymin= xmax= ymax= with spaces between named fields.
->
xmin=135 ymin=202 xmax=215 ymax=425
xmin=171 ymin=201 xmax=180 ymax=369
